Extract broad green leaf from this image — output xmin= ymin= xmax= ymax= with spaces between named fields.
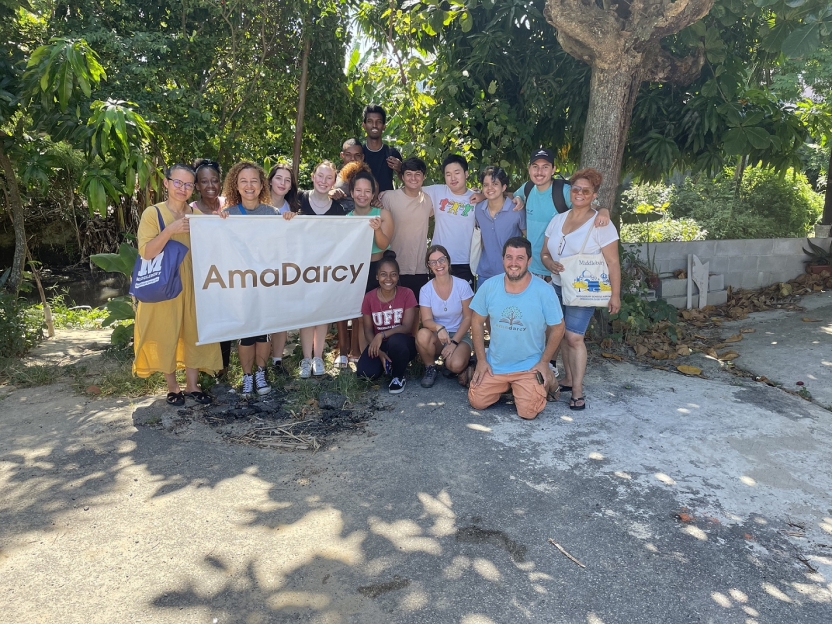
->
xmin=745 ymin=127 xmax=771 ymax=150
xmin=460 ymin=11 xmax=473 ymax=33
xmin=722 ymin=127 xmax=748 ymax=155
xmin=782 ymin=23 xmax=820 ymax=59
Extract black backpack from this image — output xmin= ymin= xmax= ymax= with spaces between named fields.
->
xmin=523 ymin=175 xmax=570 ymax=214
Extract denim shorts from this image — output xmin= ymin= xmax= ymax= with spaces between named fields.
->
xmin=553 ymin=284 xmax=595 ymax=336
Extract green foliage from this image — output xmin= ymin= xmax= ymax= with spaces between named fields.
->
xmin=626 ymin=166 xmax=823 ymax=240
xmin=0 ymin=269 xmax=43 ymax=359
xmin=32 ymin=293 xmax=107 ymax=329
xmin=610 ymin=294 xmax=679 ymax=343
xmin=90 ymin=244 xmax=136 ymax=345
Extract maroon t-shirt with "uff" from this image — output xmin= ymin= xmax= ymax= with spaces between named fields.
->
xmin=361 ymin=287 xmax=417 ymax=334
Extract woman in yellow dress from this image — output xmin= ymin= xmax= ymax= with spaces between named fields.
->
xmin=133 ymin=163 xmax=221 ymax=405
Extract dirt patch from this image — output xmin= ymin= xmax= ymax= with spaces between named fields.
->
xmin=133 ymin=386 xmax=391 ymax=451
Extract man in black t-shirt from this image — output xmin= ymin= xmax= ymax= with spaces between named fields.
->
xmin=361 ymin=104 xmax=402 ymax=192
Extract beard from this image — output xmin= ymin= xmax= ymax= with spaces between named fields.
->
xmin=505 ymin=265 xmax=529 ymax=282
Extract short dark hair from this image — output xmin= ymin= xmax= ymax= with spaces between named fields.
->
xmin=503 ymin=236 xmax=532 ymax=258
xmin=342 ymin=138 xmax=362 ymax=151
xmin=363 ymin=104 xmax=386 ymax=124
xmin=478 ymin=165 xmax=509 ymax=187
xmin=401 ymin=157 xmax=426 ymax=175
xmin=192 ymin=159 xmax=221 ymax=177
xmin=167 ymin=163 xmax=195 ymax=178
xmin=441 ymin=154 xmax=468 ymax=174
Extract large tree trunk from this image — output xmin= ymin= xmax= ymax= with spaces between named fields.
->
xmin=545 ymin=0 xmax=714 ymax=216
xmin=579 ymin=63 xmax=644 ymax=212
xmin=0 ymin=139 xmax=26 ymax=294
xmin=822 ymin=145 xmax=832 ymax=227
xmin=292 ymin=36 xmax=311 ymax=182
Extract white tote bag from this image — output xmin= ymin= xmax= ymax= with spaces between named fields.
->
xmin=469 ymin=225 xmax=483 ymax=275
xmin=559 ymin=224 xmax=612 ymax=307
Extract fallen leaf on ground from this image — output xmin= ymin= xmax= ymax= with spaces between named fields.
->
xmin=740 ymin=328 xmax=756 ymax=333
xmin=718 ymin=350 xmax=740 ymax=361
xmin=723 ymin=333 xmax=743 ymax=343
xmin=677 ymin=365 xmax=702 ymax=376
xmin=651 ymin=350 xmax=668 ymax=360
xmin=601 ymin=352 xmax=623 ymax=361
xmin=634 ymin=343 xmax=648 ymax=356
xmin=85 ymin=385 xmax=101 ymax=395
xmin=677 ymin=513 xmax=694 ymax=523
xmin=676 ymin=345 xmax=692 ymax=356
xmin=801 ymin=317 xmax=820 ymax=322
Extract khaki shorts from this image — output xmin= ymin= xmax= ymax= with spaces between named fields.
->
xmin=468 ymin=369 xmax=551 ymax=420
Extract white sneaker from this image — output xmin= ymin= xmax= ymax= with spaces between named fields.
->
xmin=299 ymin=358 xmax=312 ymax=379
xmin=548 ymin=361 xmax=558 ymax=378
xmin=254 ymin=367 xmax=271 ymax=395
xmin=240 ymin=373 xmax=254 ymax=398
xmin=312 ymin=356 xmax=325 ymax=376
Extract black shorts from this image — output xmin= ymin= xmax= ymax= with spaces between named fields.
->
xmin=451 ymin=263 xmax=475 ymax=290
xmin=239 ymin=335 xmax=268 ymax=347
xmin=366 ymin=259 xmax=381 ymax=293
xmin=398 ymin=273 xmax=430 ymax=298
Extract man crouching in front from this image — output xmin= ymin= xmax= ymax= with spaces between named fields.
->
xmin=468 ymin=236 xmax=564 ymax=419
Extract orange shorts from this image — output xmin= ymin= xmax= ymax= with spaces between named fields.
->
xmin=468 ymin=369 xmax=549 ymax=420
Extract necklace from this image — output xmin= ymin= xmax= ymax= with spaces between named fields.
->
xmin=377 ymin=287 xmax=397 ymax=309
xmin=309 ymin=192 xmax=330 ymax=212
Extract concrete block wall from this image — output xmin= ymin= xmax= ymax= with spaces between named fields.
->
xmin=625 ymin=237 xmax=831 ymax=291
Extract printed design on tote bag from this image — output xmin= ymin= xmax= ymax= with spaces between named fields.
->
xmin=570 ymin=268 xmax=611 ymax=293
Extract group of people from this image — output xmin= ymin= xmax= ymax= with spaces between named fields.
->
xmin=133 ymin=104 xmax=622 ymax=420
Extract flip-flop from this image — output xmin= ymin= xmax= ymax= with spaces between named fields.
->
xmin=166 ymin=391 xmax=185 ymax=406
xmin=558 ymin=384 xmax=573 ymax=393
xmin=569 ymin=396 xmax=586 ymax=411
xmin=185 ymin=391 xmax=213 ymax=405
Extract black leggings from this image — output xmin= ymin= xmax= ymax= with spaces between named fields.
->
xmin=356 ymin=333 xmax=416 ymax=380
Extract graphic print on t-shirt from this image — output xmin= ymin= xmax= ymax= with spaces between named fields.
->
xmin=372 ymin=308 xmax=404 ymax=330
xmin=498 ymin=306 xmax=526 ymax=330
xmin=437 ymin=197 xmax=474 ymax=217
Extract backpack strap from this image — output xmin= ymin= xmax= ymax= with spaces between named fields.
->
xmin=523 ymin=181 xmax=533 ymax=200
xmin=551 ymin=178 xmax=569 ymax=214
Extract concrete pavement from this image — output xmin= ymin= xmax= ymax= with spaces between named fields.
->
xmin=1 ymin=295 xmax=831 ymax=623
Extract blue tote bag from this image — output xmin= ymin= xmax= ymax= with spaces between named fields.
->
xmin=129 ymin=206 xmax=189 ymax=303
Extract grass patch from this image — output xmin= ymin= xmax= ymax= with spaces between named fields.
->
xmin=33 ymin=293 xmax=109 ymax=330
xmin=0 ymin=360 xmax=65 ymax=387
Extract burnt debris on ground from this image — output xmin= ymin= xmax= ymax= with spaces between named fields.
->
xmin=134 ymin=382 xmax=390 ymax=451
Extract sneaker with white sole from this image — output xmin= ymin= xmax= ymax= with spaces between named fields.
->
xmin=254 ymin=367 xmax=271 ymax=395
xmin=240 ymin=373 xmax=254 ymax=398
xmin=389 ymin=377 xmax=406 ymax=394
xmin=420 ymin=365 xmax=438 ymax=388
xmin=548 ymin=361 xmax=558 ymax=378
xmin=299 ymin=358 xmax=312 ymax=379
xmin=312 ymin=356 xmax=325 ymax=376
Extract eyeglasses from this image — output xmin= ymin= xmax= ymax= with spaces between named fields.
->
xmin=167 ymin=178 xmax=195 ymax=191
xmin=558 ymin=235 xmax=566 ymax=255
xmin=427 ymin=257 xmax=448 ymax=267
xmin=571 ymin=186 xmax=594 ymax=196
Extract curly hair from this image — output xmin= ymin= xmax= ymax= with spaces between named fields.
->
xmin=223 ymin=161 xmax=270 ymax=206
xmin=341 ymin=161 xmax=371 ymax=188
xmin=569 ymin=167 xmax=603 ymax=193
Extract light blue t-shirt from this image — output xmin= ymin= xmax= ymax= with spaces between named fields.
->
xmin=515 ymin=182 xmax=571 ymax=276
xmin=470 ymin=274 xmax=563 ymax=375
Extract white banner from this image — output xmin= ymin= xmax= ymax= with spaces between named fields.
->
xmin=190 ymin=215 xmax=374 ymax=344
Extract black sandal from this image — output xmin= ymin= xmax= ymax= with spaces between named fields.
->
xmin=558 ymin=384 xmax=573 ymax=393
xmin=166 ymin=391 xmax=185 ymax=406
xmin=569 ymin=396 xmax=586 ymax=411
xmin=185 ymin=391 xmax=213 ymax=405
